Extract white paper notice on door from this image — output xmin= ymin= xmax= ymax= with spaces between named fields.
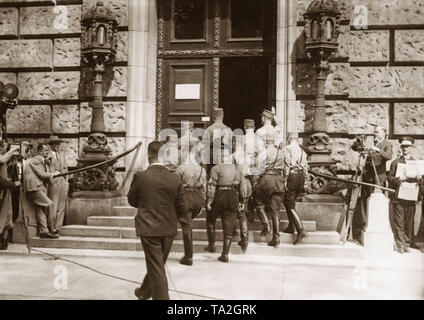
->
xmin=175 ymin=84 xmax=200 ymax=100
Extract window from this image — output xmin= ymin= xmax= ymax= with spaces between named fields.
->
xmin=230 ymin=0 xmax=263 ymax=39
xmin=173 ymin=0 xmax=206 ymax=40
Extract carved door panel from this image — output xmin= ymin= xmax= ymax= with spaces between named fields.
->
xmin=156 ymin=0 xmax=276 ymax=136
xmin=162 ymin=59 xmax=212 ymax=134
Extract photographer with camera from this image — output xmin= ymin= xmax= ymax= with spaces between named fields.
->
xmin=0 ymin=141 xmax=22 ymax=250
xmin=351 ymin=126 xmax=393 ymax=246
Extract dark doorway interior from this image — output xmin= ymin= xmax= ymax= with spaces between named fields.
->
xmin=219 ymin=56 xmax=270 ymax=130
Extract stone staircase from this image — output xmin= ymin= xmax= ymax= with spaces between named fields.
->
xmin=30 ymin=198 xmax=364 ymax=259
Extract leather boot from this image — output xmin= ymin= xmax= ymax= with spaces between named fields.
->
xmin=179 ymin=231 xmax=193 ymax=266
xmin=237 ymin=220 xmax=248 ymax=253
xmin=291 ymin=209 xmax=308 ymax=245
xmin=204 ymin=223 xmax=216 ymax=253
xmin=232 ymin=225 xmax=239 ymax=236
xmin=267 ymin=215 xmax=280 ymax=247
xmin=256 ymin=207 xmax=270 ymax=237
xmin=0 ymin=230 xmax=8 ymax=250
xmin=218 ymin=236 xmax=232 ymax=263
xmin=283 ymin=207 xmax=295 ymax=233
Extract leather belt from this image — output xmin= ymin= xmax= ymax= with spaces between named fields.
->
xmin=264 ymin=169 xmax=283 ymax=175
xmin=182 ymin=186 xmax=203 ymax=191
xmin=217 ymin=185 xmax=237 ymax=191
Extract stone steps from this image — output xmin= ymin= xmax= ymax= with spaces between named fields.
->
xmin=30 ymin=236 xmax=364 ymax=259
xmin=60 ymin=225 xmax=338 ymax=245
xmin=86 ymin=216 xmax=317 ymax=232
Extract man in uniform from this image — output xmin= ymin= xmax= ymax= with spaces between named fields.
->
xmin=255 ymin=109 xmax=276 ymax=154
xmin=353 ymin=125 xmax=393 ymax=245
xmin=387 ymin=137 xmax=423 ymax=253
xmin=231 ymin=119 xmax=256 ymax=253
xmin=46 ymin=136 xmax=69 ymax=237
xmin=174 ymin=139 xmax=207 ymax=265
xmin=204 ymin=146 xmax=246 ymax=262
xmin=251 ymin=109 xmax=276 ymax=237
xmin=206 ymin=108 xmax=232 ymax=174
xmin=282 ymin=132 xmax=309 ymax=245
xmin=254 ymin=133 xmax=286 ymax=247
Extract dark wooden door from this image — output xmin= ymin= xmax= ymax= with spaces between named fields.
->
xmin=156 ymin=0 xmax=276 ymax=136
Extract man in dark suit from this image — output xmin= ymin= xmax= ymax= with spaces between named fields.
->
xmin=353 ymin=126 xmax=393 ymax=245
xmin=128 ymin=140 xmax=183 ymax=300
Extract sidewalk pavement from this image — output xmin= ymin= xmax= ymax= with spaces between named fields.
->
xmin=0 ymin=244 xmax=423 ymax=300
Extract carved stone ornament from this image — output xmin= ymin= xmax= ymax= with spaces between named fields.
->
xmin=307 ymin=132 xmax=330 ymax=152
xmin=304 ymin=165 xmax=341 ymax=195
xmin=72 ymin=163 xmax=119 ymax=192
xmin=82 ymin=133 xmax=112 ymax=155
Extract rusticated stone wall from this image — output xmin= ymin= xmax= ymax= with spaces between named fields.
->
xmin=295 ymin=0 xmax=424 ymax=170
xmin=0 ymin=0 xmax=128 ymax=176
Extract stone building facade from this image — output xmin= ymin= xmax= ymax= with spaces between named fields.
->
xmin=0 ymin=0 xmax=423 ymax=185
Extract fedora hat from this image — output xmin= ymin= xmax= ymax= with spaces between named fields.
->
xmin=47 ymin=135 xmax=64 ymax=145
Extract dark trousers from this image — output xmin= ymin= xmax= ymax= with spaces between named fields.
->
xmin=352 ymin=186 xmax=372 ymax=238
xmin=283 ymin=171 xmax=305 ymax=211
xmin=139 ymin=236 xmax=174 ymax=300
xmin=392 ymin=201 xmax=416 ymax=249
xmin=255 ymin=175 xmax=285 ymax=218
xmin=178 ymin=190 xmax=203 ymax=233
xmin=207 ymin=190 xmax=238 ymax=236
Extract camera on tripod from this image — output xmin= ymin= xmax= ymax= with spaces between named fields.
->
xmin=0 ymin=81 xmax=19 ymax=108
xmin=351 ymin=135 xmax=367 ymax=153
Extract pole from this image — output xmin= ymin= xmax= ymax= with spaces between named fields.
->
xmin=309 ymin=170 xmax=395 ymax=193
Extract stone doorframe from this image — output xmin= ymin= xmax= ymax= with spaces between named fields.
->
xmin=126 ymin=0 xmax=298 ymax=173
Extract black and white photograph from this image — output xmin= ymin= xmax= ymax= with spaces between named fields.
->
xmin=0 ymin=0 xmax=423 ymax=305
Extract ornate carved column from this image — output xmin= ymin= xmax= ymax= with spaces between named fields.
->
xmin=72 ymin=1 xmax=119 ymax=194
xmin=303 ymin=0 xmax=341 ymax=194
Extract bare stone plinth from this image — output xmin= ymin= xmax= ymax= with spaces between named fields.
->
xmin=350 ymin=67 xmax=424 ymax=98
xmin=17 ymin=72 xmax=80 ymax=100
xmin=0 ymin=40 xmax=52 ymax=68
xmin=0 ymin=8 xmax=19 ymax=36
xmin=283 ymin=196 xmax=345 ymax=233
xmin=395 ymin=30 xmax=424 ymax=62
xmin=6 ymin=105 xmax=51 ymax=134
xmin=20 ymin=5 xmax=81 ymax=35
xmin=52 ymin=105 xmax=79 ymax=134
xmin=350 ymin=30 xmax=389 ymax=61
xmin=66 ymin=196 xmax=128 ymax=226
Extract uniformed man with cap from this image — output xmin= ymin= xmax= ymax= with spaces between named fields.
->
xmin=255 ymin=109 xmax=276 ymax=154
xmin=254 ymin=132 xmax=286 ymax=247
xmin=387 ymin=137 xmax=424 ymax=254
xmin=174 ymin=137 xmax=207 ymax=265
xmin=204 ymin=145 xmax=247 ymax=262
xmin=231 ymin=119 xmax=256 ymax=252
xmin=206 ymin=108 xmax=232 ymax=174
xmin=282 ymin=132 xmax=309 ymax=245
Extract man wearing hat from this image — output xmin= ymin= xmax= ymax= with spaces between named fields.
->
xmin=387 ymin=137 xmax=423 ymax=253
xmin=353 ymin=125 xmax=393 ymax=245
xmin=231 ymin=119 xmax=256 ymax=252
xmin=255 ymin=109 xmax=276 ymax=154
xmin=174 ymin=135 xmax=207 ymax=266
xmin=204 ymin=145 xmax=246 ymax=263
xmin=46 ymin=135 xmax=69 ymax=236
xmin=254 ymin=132 xmax=286 ymax=247
xmin=206 ymin=108 xmax=232 ymax=173
xmin=283 ymin=132 xmax=309 ymax=245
